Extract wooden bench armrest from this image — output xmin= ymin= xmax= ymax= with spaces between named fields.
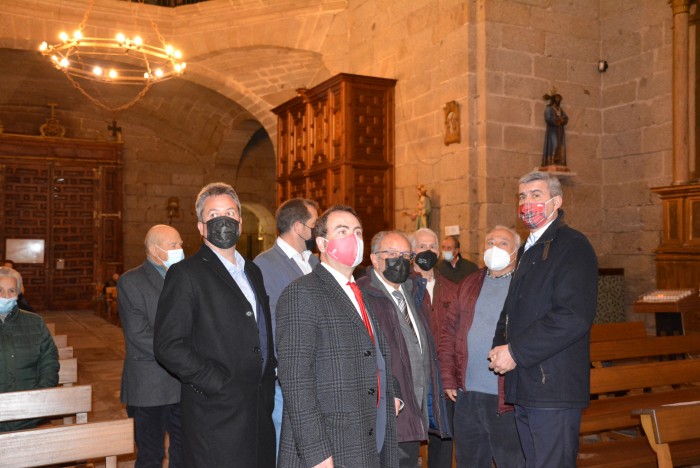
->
xmin=0 ymin=385 xmax=91 ymax=423
xmin=632 ymin=403 xmax=700 ymax=468
xmin=0 ymin=419 xmax=133 ymax=468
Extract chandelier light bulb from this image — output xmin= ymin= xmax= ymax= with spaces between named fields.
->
xmin=73 ymin=30 xmax=83 ymax=41
xmin=108 ymin=69 xmax=118 ymax=79
xmin=174 ymin=64 xmax=182 ymax=73
xmin=39 ymin=42 xmax=48 ymax=52
xmin=116 ymin=33 xmax=126 ymax=43
xmin=165 ymin=44 xmax=174 ymax=56
xmin=133 ymin=36 xmax=143 ymax=47
xmin=154 ymin=68 xmax=164 ymax=78
xmin=93 ymin=66 xmax=103 ymax=76
xmin=174 ymin=50 xmax=182 ymax=60
xmin=59 ymin=58 xmax=70 ymax=68
xmin=59 ymin=32 xmax=69 ymax=42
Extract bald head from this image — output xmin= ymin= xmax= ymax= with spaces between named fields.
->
xmin=145 ymin=225 xmax=183 ymax=268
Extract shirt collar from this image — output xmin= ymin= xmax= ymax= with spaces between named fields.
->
xmin=372 ymin=268 xmax=403 ymax=295
xmin=211 ymin=248 xmax=245 ymax=274
xmin=276 ymin=237 xmax=311 ymax=262
xmin=321 ymin=262 xmax=355 ymax=286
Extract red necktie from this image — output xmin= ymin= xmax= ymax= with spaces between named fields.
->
xmin=348 ymin=281 xmax=380 ymax=405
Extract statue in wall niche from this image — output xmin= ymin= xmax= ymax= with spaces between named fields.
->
xmin=443 ymin=100 xmax=461 ymax=145
xmin=541 ymin=90 xmax=568 ymax=170
xmin=405 ymin=184 xmax=431 ymax=229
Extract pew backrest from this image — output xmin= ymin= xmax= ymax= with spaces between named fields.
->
xmin=58 ymin=346 xmax=73 ymax=359
xmin=0 ymin=419 xmax=134 ymax=468
xmin=634 ymin=402 xmax=700 ymax=468
xmin=52 ymin=334 xmax=68 ymax=348
xmin=590 ymin=358 xmax=700 ymax=394
xmin=590 ymin=333 xmax=700 ymax=366
xmin=590 ymin=321 xmax=647 ymax=343
xmin=58 ymin=358 xmax=77 ymax=386
xmin=0 ymin=385 xmax=91 ymax=424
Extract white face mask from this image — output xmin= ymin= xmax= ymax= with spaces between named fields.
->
xmin=483 ymin=246 xmax=514 ymax=272
xmin=0 ymin=297 xmax=17 ymax=316
xmin=442 ymin=251 xmax=454 ymax=262
xmin=157 ymin=246 xmax=185 ymax=269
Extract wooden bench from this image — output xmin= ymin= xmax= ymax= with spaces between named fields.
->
xmin=0 ymin=418 xmax=134 ymax=468
xmin=0 ymin=385 xmax=92 ymax=425
xmin=58 ymin=358 xmax=78 ymax=386
xmin=52 ymin=334 xmax=68 ymax=348
xmin=635 ymin=402 xmax=700 ymax=468
xmin=58 ymin=346 xmax=74 ymax=359
xmin=577 ymin=334 xmax=700 ymax=467
xmin=589 ymin=321 xmax=647 ymax=343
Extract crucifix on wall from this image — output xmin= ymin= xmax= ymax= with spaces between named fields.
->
xmin=108 ymin=120 xmax=123 ymax=142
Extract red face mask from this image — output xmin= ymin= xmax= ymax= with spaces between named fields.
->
xmin=518 ymin=197 xmax=555 ymax=230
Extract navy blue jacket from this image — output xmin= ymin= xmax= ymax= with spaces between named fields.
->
xmin=493 ymin=210 xmax=598 ymax=409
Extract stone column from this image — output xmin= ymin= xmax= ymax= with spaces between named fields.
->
xmin=671 ymin=0 xmax=690 ymax=184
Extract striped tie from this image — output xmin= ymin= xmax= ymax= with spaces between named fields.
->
xmin=392 ymin=290 xmax=415 ymax=336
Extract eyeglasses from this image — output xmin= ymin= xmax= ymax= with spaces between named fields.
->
xmin=301 ymin=222 xmax=315 ymax=230
xmin=374 ymin=250 xmax=416 ymax=261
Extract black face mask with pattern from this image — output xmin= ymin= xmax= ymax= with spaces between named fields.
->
xmin=414 ymin=250 xmax=438 ymax=271
xmin=206 ymin=216 xmax=240 ymax=249
xmin=383 ymin=257 xmax=411 ymax=284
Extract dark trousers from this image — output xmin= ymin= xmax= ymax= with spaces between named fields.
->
xmin=513 ymin=405 xmax=581 ymax=468
xmin=427 ymin=397 xmax=454 ymax=468
xmin=454 ymin=390 xmax=524 ymax=468
xmin=127 ymin=403 xmax=184 ymax=468
xmin=398 ymin=440 xmax=421 ymax=468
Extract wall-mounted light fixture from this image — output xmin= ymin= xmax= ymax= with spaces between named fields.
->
xmin=167 ymin=197 xmax=180 ymax=225
xmin=597 ymin=60 xmax=609 ymax=73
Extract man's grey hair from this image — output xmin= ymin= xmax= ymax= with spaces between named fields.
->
xmin=487 ymin=225 xmax=522 ymax=250
xmin=195 ymin=182 xmax=241 ymax=222
xmin=519 ymin=171 xmax=563 ymax=198
xmin=409 ymin=228 xmax=439 ymax=250
xmin=0 ymin=267 xmax=22 ymax=292
xmin=371 ymin=230 xmax=410 ymax=254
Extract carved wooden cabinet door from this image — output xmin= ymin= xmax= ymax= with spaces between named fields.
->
xmin=272 ymin=74 xmax=396 ymax=259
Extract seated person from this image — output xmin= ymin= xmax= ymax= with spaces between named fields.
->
xmin=1 ymin=260 xmax=34 ymax=312
xmin=0 ymin=267 xmax=59 ymax=432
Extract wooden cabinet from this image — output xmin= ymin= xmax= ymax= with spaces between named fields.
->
xmin=0 ymin=133 xmax=122 ymax=310
xmin=272 ymin=73 xmax=397 ymax=259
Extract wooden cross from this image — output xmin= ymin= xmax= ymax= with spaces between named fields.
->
xmin=48 ymin=102 xmax=58 ymax=118
xmin=107 ymin=120 xmax=121 ymax=137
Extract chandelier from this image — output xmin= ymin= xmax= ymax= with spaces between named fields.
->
xmin=38 ymin=0 xmax=186 ymax=112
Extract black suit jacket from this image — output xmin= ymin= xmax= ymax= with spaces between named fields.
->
xmin=154 ymin=244 xmax=276 ymax=468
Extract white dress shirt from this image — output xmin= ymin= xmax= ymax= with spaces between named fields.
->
xmin=276 ymin=237 xmax=313 ymax=274
xmin=212 ymin=249 xmax=258 ymax=320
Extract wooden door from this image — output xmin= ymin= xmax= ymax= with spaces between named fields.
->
xmin=2 ymin=162 xmax=97 ymax=310
xmin=0 ymin=133 xmax=122 ymax=311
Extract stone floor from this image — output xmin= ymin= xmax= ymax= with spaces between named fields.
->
xmin=42 ymin=309 xmax=136 ymax=467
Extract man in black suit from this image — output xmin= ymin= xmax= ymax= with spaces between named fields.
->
xmin=154 ymin=182 xmax=276 ymax=468
xmin=118 ymin=224 xmax=184 ymax=468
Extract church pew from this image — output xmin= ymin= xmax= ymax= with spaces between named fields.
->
xmin=589 ymin=321 xmax=647 ymax=343
xmin=0 ymin=385 xmax=91 ymax=425
xmin=577 ymin=335 xmax=700 ymax=467
xmin=52 ymin=334 xmax=68 ymax=348
xmin=58 ymin=346 xmax=74 ymax=359
xmin=58 ymin=358 xmax=77 ymax=386
xmin=634 ymin=402 xmax=700 ymax=468
xmin=590 ymin=333 xmax=700 ymax=368
xmin=0 ymin=418 xmax=134 ymax=468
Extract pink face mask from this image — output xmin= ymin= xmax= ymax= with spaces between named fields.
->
xmin=518 ymin=197 xmax=555 ymax=230
xmin=325 ymin=233 xmax=364 ymax=267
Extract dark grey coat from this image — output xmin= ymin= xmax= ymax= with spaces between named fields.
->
xmin=118 ymin=260 xmax=180 ymax=407
xmin=276 ymin=264 xmax=399 ymax=468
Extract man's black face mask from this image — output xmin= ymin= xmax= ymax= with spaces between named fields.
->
xmin=206 ymin=216 xmax=240 ymax=249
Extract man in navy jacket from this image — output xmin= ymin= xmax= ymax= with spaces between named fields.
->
xmin=489 ymin=171 xmax=598 ymax=468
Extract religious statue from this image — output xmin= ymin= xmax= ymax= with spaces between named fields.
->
xmin=541 ymin=91 xmax=568 ymax=169
xmin=405 ymin=184 xmax=431 ymax=229
xmin=443 ymin=100 xmax=461 ymax=145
